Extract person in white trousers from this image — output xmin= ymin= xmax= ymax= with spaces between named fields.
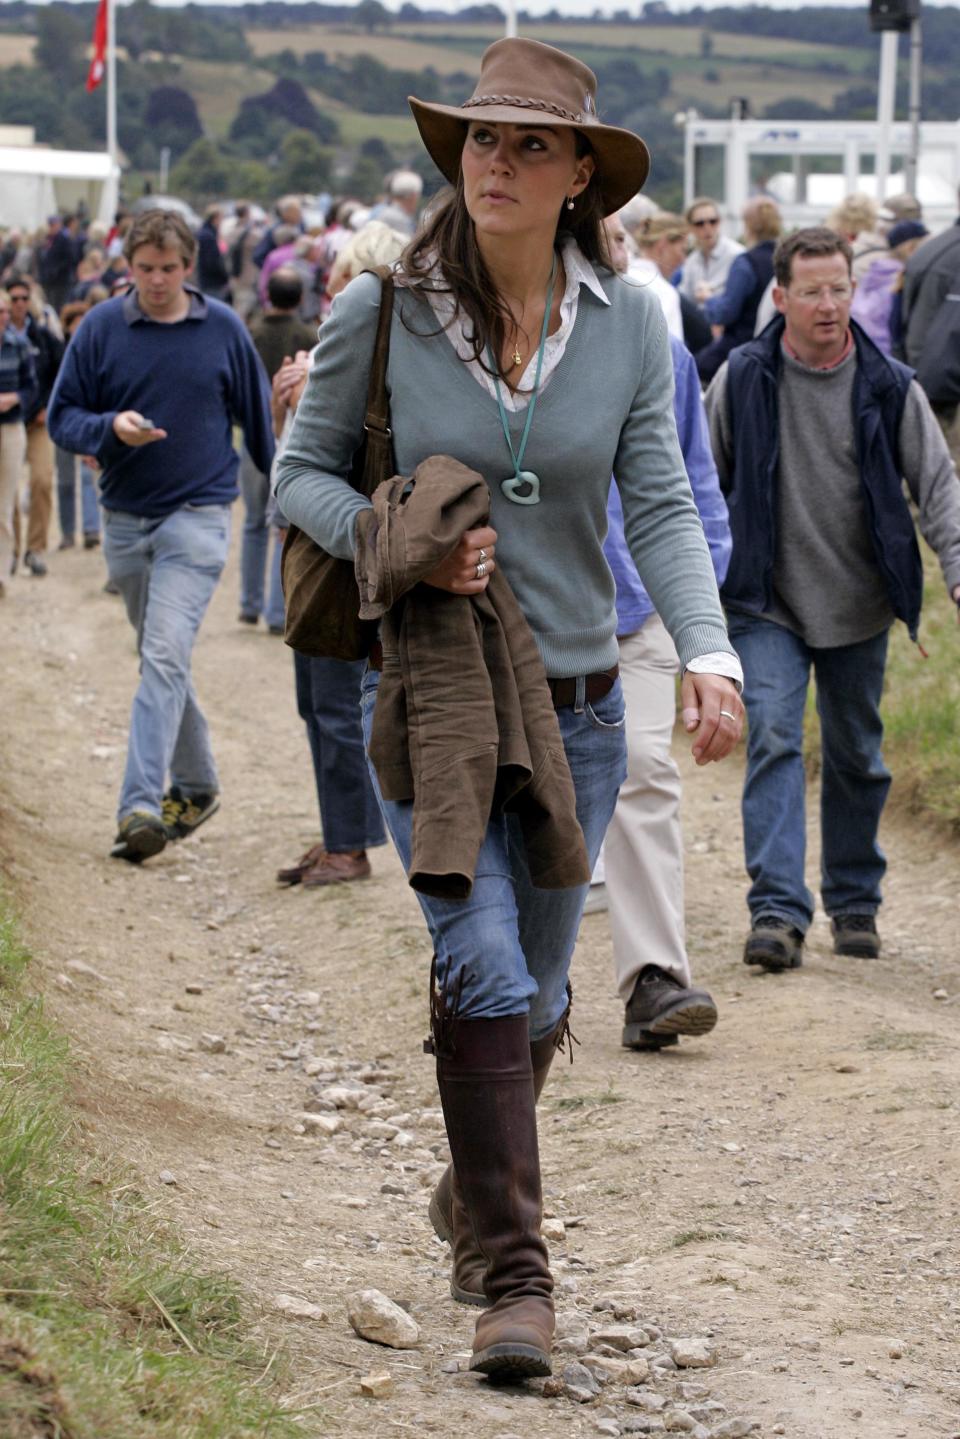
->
xmin=595 ymin=219 xmax=739 ymax=1050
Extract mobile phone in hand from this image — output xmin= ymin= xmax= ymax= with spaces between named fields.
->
xmin=137 ymin=416 xmax=156 ymax=430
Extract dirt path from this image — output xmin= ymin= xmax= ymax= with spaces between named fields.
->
xmin=2 ymin=532 xmax=959 ymax=1439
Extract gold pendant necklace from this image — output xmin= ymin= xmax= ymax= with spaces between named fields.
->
xmin=512 ymin=343 xmax=522 ymax=368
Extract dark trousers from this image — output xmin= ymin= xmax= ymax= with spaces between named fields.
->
xmin=294 ymin=650 xmax=386 ymax=854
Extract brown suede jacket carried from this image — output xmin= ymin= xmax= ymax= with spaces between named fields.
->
xmin=355 ymin=455 xmax=590 ymax=901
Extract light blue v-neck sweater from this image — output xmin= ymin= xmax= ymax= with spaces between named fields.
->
xmin=276 ymin=268 xmax=733 ymax=679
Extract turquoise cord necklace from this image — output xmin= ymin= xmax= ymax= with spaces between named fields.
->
xmin=486 ymin=252 xmax=557 ymax=507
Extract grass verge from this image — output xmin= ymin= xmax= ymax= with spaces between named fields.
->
xmin=881 ymin=541 xmax=960 ymax=833
xmin=0 ymin=903 xmax=300 ymax=1439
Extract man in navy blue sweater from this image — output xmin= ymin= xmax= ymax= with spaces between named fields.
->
xmin=48 ymin=209 xmax=274 ymax=863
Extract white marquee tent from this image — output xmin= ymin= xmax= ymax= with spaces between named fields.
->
xmin=0 ymin=142 xmax=120 ymax=232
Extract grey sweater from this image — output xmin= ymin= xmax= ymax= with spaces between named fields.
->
xmin=276 ymin=268 xmax=732 ymax=679
xmin=707 ymin=343 xmax=960 ymax=647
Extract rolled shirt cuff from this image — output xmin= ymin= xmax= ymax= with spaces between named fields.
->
xmin=684 ymin=649 xmax=744 ymax=693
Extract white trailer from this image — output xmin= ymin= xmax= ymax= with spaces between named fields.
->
xmin=683 ymin=116 xmax=960 ymax=236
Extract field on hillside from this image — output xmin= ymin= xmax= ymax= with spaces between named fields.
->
xmin=0 ymin=32 xmax=36 ymax=67
xmin=241 ymin=19 xmax=877 ymax=124
xmin=155 ymin=12 xmax=885 ymax=174
xmin=177 ymin=56 xmax=421 ymax=148
xmin=177 ymin=58 xmax=277 ymax=138
xmin=246 ymin=20 xmax=872 ymax=71
xmin=246 ymin=27 xmax=480 ymax=73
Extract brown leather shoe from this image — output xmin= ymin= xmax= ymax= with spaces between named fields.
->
xmin=276 ymin=843 xmax=327 ymax=886
xmin=429 ymin=1012 xmax=570 ymax=1305
xmin=301 ymin=850 xmax=371 ymax=887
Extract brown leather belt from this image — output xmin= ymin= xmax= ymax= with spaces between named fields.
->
xmin=367 ymin=641 xmax=618 ymax=711
xmin=547 ymin=666 xmax=619 ymax=710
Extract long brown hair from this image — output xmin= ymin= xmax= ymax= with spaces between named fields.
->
xmin=397 ymin=135 xmax=611 ymax=384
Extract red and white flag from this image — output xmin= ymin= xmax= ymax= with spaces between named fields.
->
xmin=86 ymin=0 xmax=108 ymax=92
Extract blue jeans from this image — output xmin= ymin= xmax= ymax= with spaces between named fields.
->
xmin=103 ymin=504 xmax=231 ymax=823
xmin=238 ymin=449 xmax=284 ymax=628
xmin=294 ymin=651 xmax=386 ymax=853
xmin=56 ymin=447 xmax=100 ymax=541
xmin=360 ymin=668 xmax=627 ymax=1039
xmin=728 ymin=615 xmax=891 ymax=933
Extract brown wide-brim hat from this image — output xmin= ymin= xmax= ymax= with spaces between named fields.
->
xmin=409 ymin=37 xmax=650 ymax=219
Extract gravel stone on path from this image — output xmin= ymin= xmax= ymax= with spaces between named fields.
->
xmin=346 ymin=1288 xmax=420 ymax=1348
xmin=668 ymin=1339 xmax=716 ymax=1369
xmin=711 ymin=1421 xmax=757 ymax=1438
xmin=271 ymin=1293 xmax=327 ymax=1321
xmin=562 ymin=1360 xmax=603 ymax=1403
xmin=589 ymin=1324 xmax=651 ymax=1351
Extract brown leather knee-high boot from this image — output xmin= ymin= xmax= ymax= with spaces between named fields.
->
xmin=435 ymin=1015 xmax=554 ymax=1378
xmin=429 ymin=1010 xmax=572 ymax=1305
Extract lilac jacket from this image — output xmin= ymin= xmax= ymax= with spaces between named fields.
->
xmin=850 ymin=256 xmax=902 ymax=355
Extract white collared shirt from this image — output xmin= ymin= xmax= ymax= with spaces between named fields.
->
xmin=625 ymin=256 xmax=683 ymax=340
xmin=422 ymin=237 xmax=606 ymax=412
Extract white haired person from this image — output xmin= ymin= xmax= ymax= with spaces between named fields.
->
xmin=371 ymin=169 xmax=425 ymax=237
xmin=277 ymin=38 xmax=742 ymax=1380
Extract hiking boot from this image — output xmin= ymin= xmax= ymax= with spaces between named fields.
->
xmin=743 ymin=915 xmax=804 ymax=972
xmin=110 ymin=811 xmax=167 ymax=863
xmin=831 ymin=913 xmax=881 ymax=958
xmin=161 ymin=786 xmax=220 ymax=841
xmin=24 ymin=550 xmax=47 ymax=576
xmin=301 ymin=850 xmax=371 ymax=887
xmin=622 ymin=965 xmax=718 ymax=1051
xmin=277 ymin=843 xmax=327 ymax=886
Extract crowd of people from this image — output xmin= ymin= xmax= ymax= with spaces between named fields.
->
xmin=5 ymin=33 xmax=960 ymax=1383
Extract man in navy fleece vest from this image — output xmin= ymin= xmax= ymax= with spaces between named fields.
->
xmin=48 ymin=209 xmax=274 ymax=863
xmin=706 ymin=227 xmax=960 ymax=973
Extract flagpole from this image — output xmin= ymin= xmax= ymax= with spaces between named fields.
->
xmin=106 ymin=0 xmax=117 ymax=172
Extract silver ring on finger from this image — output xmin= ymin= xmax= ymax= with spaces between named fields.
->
xmin=478 ymin=548 xmax=488 ymax=564
xmin=475 ymin=561 xmax=487 ymax=579
xmin=719 ymin=709 xmax=737 ymax=721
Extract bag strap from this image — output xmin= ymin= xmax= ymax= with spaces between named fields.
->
xmin=362 ymin=267 xmax=394 ymax=443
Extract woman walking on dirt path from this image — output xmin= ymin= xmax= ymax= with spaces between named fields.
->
xmin=277 ymin=37 xmax=744 ymax=1383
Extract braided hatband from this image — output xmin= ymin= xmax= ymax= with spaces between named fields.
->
xmin=462 ymin=93 xmax=586 ymax=123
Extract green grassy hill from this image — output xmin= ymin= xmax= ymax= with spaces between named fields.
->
xmin=0 ymin=3 xmax=954 ymax=209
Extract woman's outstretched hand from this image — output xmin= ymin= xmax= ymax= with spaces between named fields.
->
xmin=680 ymin=671 xmax=744 ymax=765
xmin=423 ymin=525 xmax=498 ymax=594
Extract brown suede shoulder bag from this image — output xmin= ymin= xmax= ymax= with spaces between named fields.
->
xmin=280 ymin=270 xmax=394 ymax=660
